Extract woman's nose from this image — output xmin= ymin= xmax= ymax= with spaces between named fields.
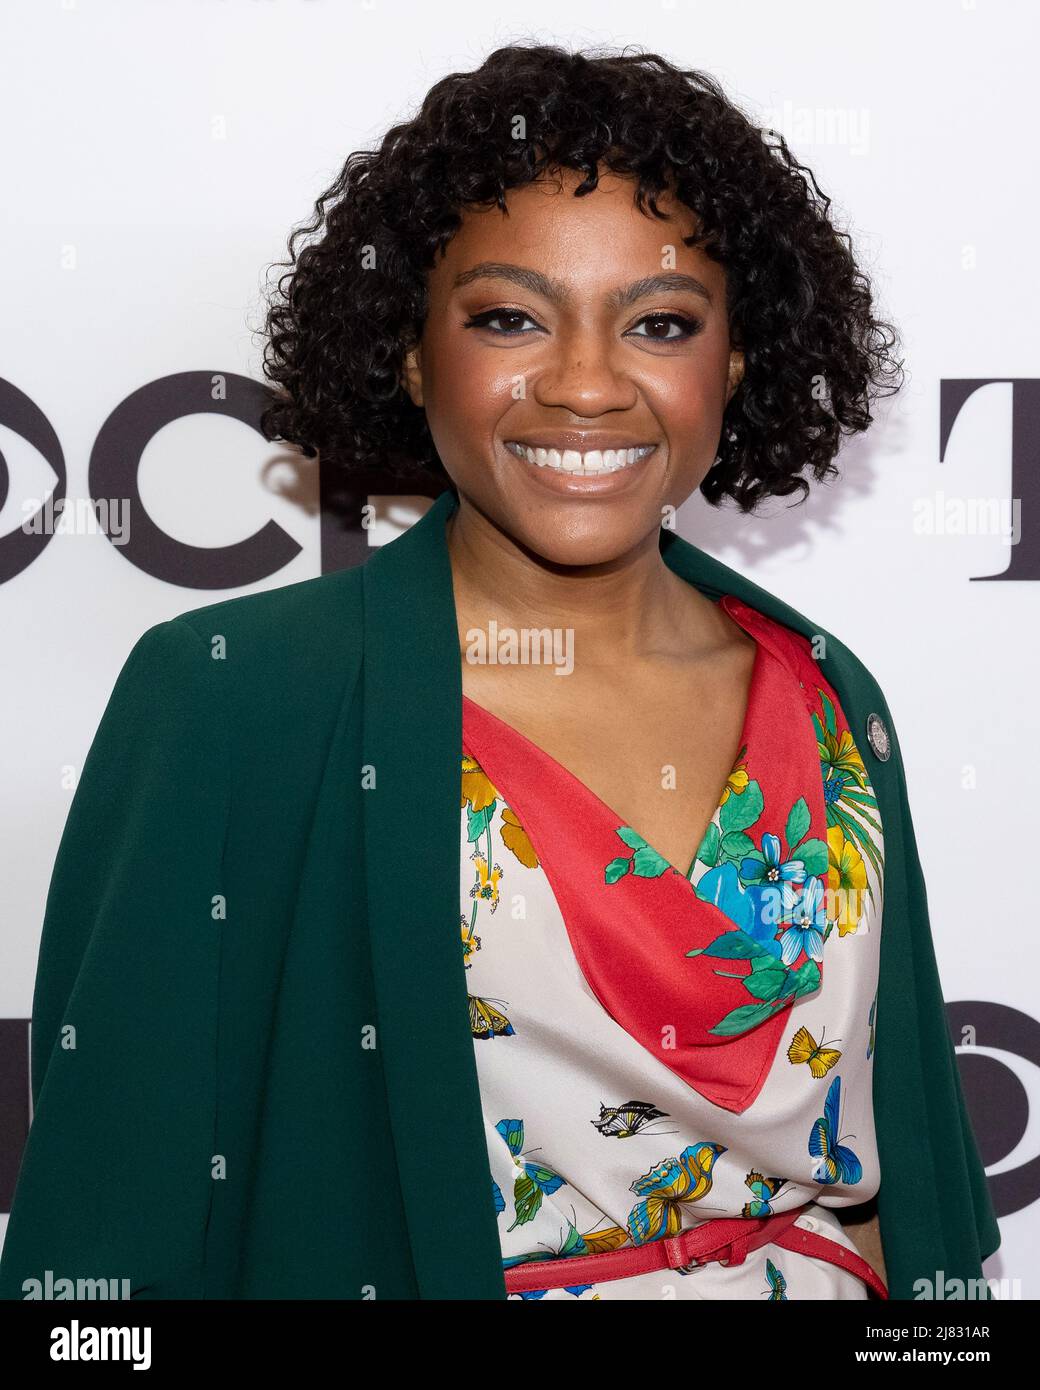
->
xmin=532 ymin=326 xmax=638 ymax=415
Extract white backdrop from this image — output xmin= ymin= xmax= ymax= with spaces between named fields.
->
xmin=1 ymin=0 xmax=1035 ymax=1294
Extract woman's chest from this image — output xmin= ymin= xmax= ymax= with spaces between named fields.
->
xmin=460 ymin=642 xmax=757 ymax=876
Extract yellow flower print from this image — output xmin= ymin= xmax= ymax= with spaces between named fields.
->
xmin=719 ymin=746 xmax=750 ymax=806
xmin=500 ymin=804 xmax=539 ymax=868
xmin=826 ymin=825 xmax=868 ymax=936
xmin=462 ymin=754 xmax=499 ymax=812
xmin=470 ymin=851 xmax=503 ymax=912
xmin=461 ymin=915 xmax=481 ymax=966
xmin=813 ymin=694 xmax=884 ymax=890
xmin=462 ymin=754 xmax=538 ymax=869
xmin=820 ymin=728 xmax=868 ymax=794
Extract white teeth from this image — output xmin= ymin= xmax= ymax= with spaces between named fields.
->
xmin=506 ymin=442 xmax=655 ymax=474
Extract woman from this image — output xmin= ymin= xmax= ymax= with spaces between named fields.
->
xmin=1 ymin=44 xmax=997 ymax=1301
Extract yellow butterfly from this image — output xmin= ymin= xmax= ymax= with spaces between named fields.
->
xmin=627 ymin=1143 xmax=726 ymax=1244
xmin=787 ymin=1024 xmax=842 ymax=1078
xmin=468 ymin=994 xmax=515 ymax=1040
xmin=579 ymin=1224 xmax=630 ymax=1255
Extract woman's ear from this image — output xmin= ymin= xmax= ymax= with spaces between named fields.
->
xmin=726 ymin=348 xmax=745 ymax=404
xmin=400 ymin=344 xmax=424 ymax=407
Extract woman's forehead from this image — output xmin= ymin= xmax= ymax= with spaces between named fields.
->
xmin=434 ymin=172 xmax=719 ymax=291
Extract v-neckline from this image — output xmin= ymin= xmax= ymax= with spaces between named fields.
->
xmin=461 ymin=595 xmax=763 ymax=882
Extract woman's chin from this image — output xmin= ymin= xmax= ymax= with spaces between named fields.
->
xmin=500 ymin=514 xmax=665 ymax=571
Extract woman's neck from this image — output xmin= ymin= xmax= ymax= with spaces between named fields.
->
xmin=446 ymin=498 xmax=731 ymax=670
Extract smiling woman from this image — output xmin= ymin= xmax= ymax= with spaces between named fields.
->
xmin=0 ymin=42 xmax=998 ymax=1304
xmin=252 ymin=42 xmax=993 ymax=1300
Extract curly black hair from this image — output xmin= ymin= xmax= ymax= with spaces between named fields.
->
xmin=258 ymin=42 xmax=904 ymax=514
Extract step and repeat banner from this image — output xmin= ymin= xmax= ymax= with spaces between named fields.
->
xmin=1 ymin=0 xmax=1036 ymax=1295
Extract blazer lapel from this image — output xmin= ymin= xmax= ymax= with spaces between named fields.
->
xmin=361 ymin=488 xmax=507 ymax=1298
xmin=361 ymin=490 xmax=911 ymax=1297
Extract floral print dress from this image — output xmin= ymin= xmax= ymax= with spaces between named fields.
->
xmin=459 ymin=594 xmax=885 ymax=1300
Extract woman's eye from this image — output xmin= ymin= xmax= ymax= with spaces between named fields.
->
xmin=463 ymin=308 xmax=543 ymax=336
xmin=463 ymin=309 xmax=703 ymax=341
xmin=627 ymin=313 xmax=704 ymax=341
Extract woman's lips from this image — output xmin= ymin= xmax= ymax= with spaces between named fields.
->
xmin=504 ymin=440 xmax=656 ymax=476
xmin=500 ymin=439 xmax=658 ymax=496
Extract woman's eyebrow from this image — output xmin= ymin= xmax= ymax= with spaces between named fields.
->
xmin=452 ymin=262 xmax=713 ymax=308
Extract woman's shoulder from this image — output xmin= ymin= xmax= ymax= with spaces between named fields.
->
xmin=729 ymin=593 xmax=894 ymax=770
xmin=668 ymin=529 xmax=907 ymax=787
xmin=733 ymin=587 xmax=893 ymax=728
xmin=111 ymin=566 xmax=367 ymax=734
xmin=664 ymin=529 xmax=891 ymax=716
xmin=169 ymin=563 xmax=365 ymax=659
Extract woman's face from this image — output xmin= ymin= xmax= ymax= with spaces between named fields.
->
xmin=402 ymin=166 xmax=744 ymax=566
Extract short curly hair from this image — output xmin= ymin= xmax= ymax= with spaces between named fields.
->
xmin=259 ymin=42 xmax=903 ymax=514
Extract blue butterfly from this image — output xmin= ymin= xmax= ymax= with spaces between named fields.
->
xmin=504 ymin=1223 xmax=596 ymax=1299
xmin=742 ymin=1170 xmax=789 ymax=1218
xmin=764 ymin=1258 xmax=788 ymax=1300
xmin=496 ymin=1118 xmax=566 ymax=1227
xmin=502 ymin=1221 xmax=589 ymax=1269
xmin=808 ymin=1075 xmax=862 ymax=1186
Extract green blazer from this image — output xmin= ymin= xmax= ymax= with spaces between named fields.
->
xmin=0 ymin=487 xmax=1000 ymax=1300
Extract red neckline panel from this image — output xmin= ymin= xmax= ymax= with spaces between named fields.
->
xmin=460 ymin=594 xmax=840 ymax=1113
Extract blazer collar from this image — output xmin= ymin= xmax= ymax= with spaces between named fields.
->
xmin=360 ymin=487 xmax=892 ymax=1298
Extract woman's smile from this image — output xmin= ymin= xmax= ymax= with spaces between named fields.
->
xmin=499 ymin=436 xmax=659 ymax=496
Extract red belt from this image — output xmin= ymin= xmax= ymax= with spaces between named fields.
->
xmin=503 ymin=1203 xmax=888 ymax=1298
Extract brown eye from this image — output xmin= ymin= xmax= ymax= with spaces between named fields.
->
xmin=628 ymin=313 xmax=704 ymax=341
xmin=463 ymin=308 xmax=543 ymax=335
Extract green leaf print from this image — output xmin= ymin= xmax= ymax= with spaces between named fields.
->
xmin=720 ymin=830 xmax=756 ymax=861
xmin=607 ymin=828 xmax=671 ymax=881
xmin=605 ymin=856 xmax=630 ymax=884
xmin=792 ymin=837 xmax=829 ymax=876
xmin=695 ymin=821 xmax=721 ymax=868
xmin=787 ymin=958 xmax=822 ymax=995
xmin=631 ymin=844 xmax=671 ymax=877
xmin=785 ymin=797 xmax=811 ymax=852
xmin=686 ymin=929 xmax=770 ymax=961
xmin=740 ymin=959 xmax=789 ymax=1002
xmin=719 ymin=779 xmax=763 ymax=834
xmin=466 ymin=800 xmax=496 ymax=844
xmin=695 ymin=943 xmax=824 ymax=1038
xmin=709 ymin=1001 xmax=778 ymax=1036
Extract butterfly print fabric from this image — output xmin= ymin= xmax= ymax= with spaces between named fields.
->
xmin=460 ymin=594 xmax=885 ymax=1299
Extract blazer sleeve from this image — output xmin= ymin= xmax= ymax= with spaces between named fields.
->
xmin=879 ymin=691 xmax=1002 ymax=1288
xmin=901 ymin=762 xmax=1003 ymax=1267
xmin=0 ymin=618 xmax=230 ymax=1300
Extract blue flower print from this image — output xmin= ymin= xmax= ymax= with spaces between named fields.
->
xmin=777 ymin=876 xmax=827 ymax=966
xmin=739 ymin=832 xmax=807 ymax=890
